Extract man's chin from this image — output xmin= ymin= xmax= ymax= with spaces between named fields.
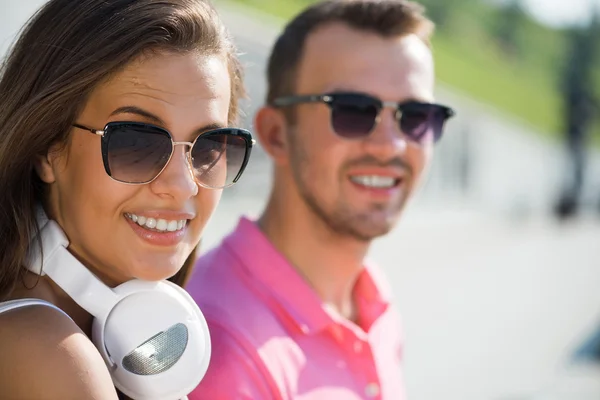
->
xmin=345 ymin=220 xmax=397 ymax=242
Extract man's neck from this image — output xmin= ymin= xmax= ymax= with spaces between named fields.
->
xmin=258 ymin=194 xmax=371 ymax=322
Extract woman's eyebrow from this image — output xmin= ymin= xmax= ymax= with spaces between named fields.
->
xmin=109 ymin=106 xmax=165 ymax=125
xmin=195 ymin=123 xmax=226 ymax=134
xmin=110 ymin=106 xmax=227 ymax=139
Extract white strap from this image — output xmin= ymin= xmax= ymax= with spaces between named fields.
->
xmin=0 ymin=298 xmax=71 ymax=320
xmin=27 ymin=218 xmax=118 ymax=320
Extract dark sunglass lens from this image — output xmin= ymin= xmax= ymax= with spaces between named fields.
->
xmin=330 ymin=95 xmax=379 ymax=139
xmin=430 ymin=108 xmax=448 ymax=142
xmin=106 ymin=124 xmax=172 ymax=183
xmin=400 ymin=104 xmax=448 ymax=143
xmin=191 ymin=131 xmax=248 ymax=188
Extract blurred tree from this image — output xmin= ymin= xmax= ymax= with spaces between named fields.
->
xmin=491 ymin=0 xmax=527 ymax=57
xmin=418 ymin=0 xmax=452 ymax=30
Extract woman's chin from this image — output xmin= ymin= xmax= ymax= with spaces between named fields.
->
xmin=126 ymin=262 xmax=182 ymax=283
xmin=106 ymin=251 xmax=190 ymax=284
xmin=136 ymin=270 xmax=179 ymax=282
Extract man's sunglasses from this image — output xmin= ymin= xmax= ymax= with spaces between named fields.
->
xmin=73 ymin=122 xmax=255 ymax=189
xmin=272 ymin=92 xmax=455 ymax=143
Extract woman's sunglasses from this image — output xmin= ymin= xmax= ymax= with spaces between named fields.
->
xmin=73 ymin=122 xmax=255 ymax=189
xmin=272 ymin=92 xmax=455 ymax=143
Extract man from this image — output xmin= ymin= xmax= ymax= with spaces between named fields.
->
xmin=554 ymin=15 xmax=599 ymax=220
xmin=188 ymin=1 xmax=455 ymax=398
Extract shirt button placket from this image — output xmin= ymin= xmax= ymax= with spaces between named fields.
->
xmin=346 ymin=331 xmax=382 ymax=400
xmin=365 ymin=382 xmax=381 ymax=399
xmin=362 ymin=343 xmax=382 ymax=400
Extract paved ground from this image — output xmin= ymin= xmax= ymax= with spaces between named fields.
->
xmin=2 ymin=2 xmax=599 ymax=400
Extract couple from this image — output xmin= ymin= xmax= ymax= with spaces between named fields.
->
xmin=0 ymin=0 xmax=455 ymax=399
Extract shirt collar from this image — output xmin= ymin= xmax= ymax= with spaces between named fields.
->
xmin=224 ymin=217 xmax=391 ymax=335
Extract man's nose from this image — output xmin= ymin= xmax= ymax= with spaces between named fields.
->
xmin=362 ymin=107 xmax=408 ymax=159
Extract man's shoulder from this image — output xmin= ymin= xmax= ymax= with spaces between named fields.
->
xmin=189 ymin=321 xmax=281 ymax=400
xmin=188 ymin=242 xmax=250 ymax=304
xmin=188 ymin=243 xmax=290 ymax=347
xmin=186 ymin=244 xmax=298 ymax=400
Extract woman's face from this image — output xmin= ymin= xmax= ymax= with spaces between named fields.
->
xmin=37 ymin=51 xmax=231 ymax=285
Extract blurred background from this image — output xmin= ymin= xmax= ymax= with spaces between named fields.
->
xmin=1 ymin=0 xmax=599 ymax=399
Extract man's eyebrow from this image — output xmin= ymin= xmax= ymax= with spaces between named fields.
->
xmin=109 ymin=106 xmax=165 ymax=125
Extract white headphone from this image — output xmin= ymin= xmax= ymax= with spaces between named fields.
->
xmin=25 ymin=210 xmax=211 ymax=400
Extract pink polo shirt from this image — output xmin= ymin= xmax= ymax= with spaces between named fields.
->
xmin=186 ymin=217 xmax=405 ymax=400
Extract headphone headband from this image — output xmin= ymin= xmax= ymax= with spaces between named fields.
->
xmin=26 ymin=217 xmax=118 ymax=320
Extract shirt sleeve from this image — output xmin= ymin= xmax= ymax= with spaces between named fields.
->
xmin=188 ymin=322 xmax=278 ymax=400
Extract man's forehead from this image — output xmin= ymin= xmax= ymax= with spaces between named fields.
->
xmin=296 ymin=24 xmax=434 ymax=99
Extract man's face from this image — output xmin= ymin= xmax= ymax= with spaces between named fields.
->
xmin=287 ymin=23 xmax=436 ymax=242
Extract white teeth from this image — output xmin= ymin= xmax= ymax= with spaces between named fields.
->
xmin=127 ymin=213 xmax=187 ymax=233
xmin=350 ymin=175 xmax=397 ymax=189
xmin=156 ymin=219 xmax=168 ymax=231
xmin=167 ymin=220 xmax=179 ymax=232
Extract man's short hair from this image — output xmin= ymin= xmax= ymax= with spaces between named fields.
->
xmin=267 ymin=0 xmax=435 ymax=106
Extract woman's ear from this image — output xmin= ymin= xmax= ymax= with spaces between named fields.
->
xmin=254 ymin=106 xmax=291 ymax=166
xmin=33 ymin=148 xmax=59 ymax=184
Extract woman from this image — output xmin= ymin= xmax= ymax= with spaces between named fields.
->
xmin=0 ymin=0 xmax=252 ymax=398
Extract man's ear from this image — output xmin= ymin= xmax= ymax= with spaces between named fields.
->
xmin=254 ymin=106 xmax=291 ymax=166
xmin=33 ymin=148 xmax=59 ymax=184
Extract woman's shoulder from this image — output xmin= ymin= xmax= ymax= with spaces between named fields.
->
xmin=0 ymin=302 xmax=118 ymax=399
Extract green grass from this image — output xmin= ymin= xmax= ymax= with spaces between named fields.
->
xmin=228 ymin=0 xmax=600 ymax=141
xmin=228 ymin=0 xmax=310 ymax=20
xmin=431 ymin=34 xmax=561 ymax=134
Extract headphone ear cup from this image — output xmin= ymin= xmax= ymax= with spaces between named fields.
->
xmin=92 ymin=280 xmax=211 ymax=400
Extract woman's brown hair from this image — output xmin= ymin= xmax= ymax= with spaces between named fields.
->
xmin=0 ymin=0 xmax=245 ymax=299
